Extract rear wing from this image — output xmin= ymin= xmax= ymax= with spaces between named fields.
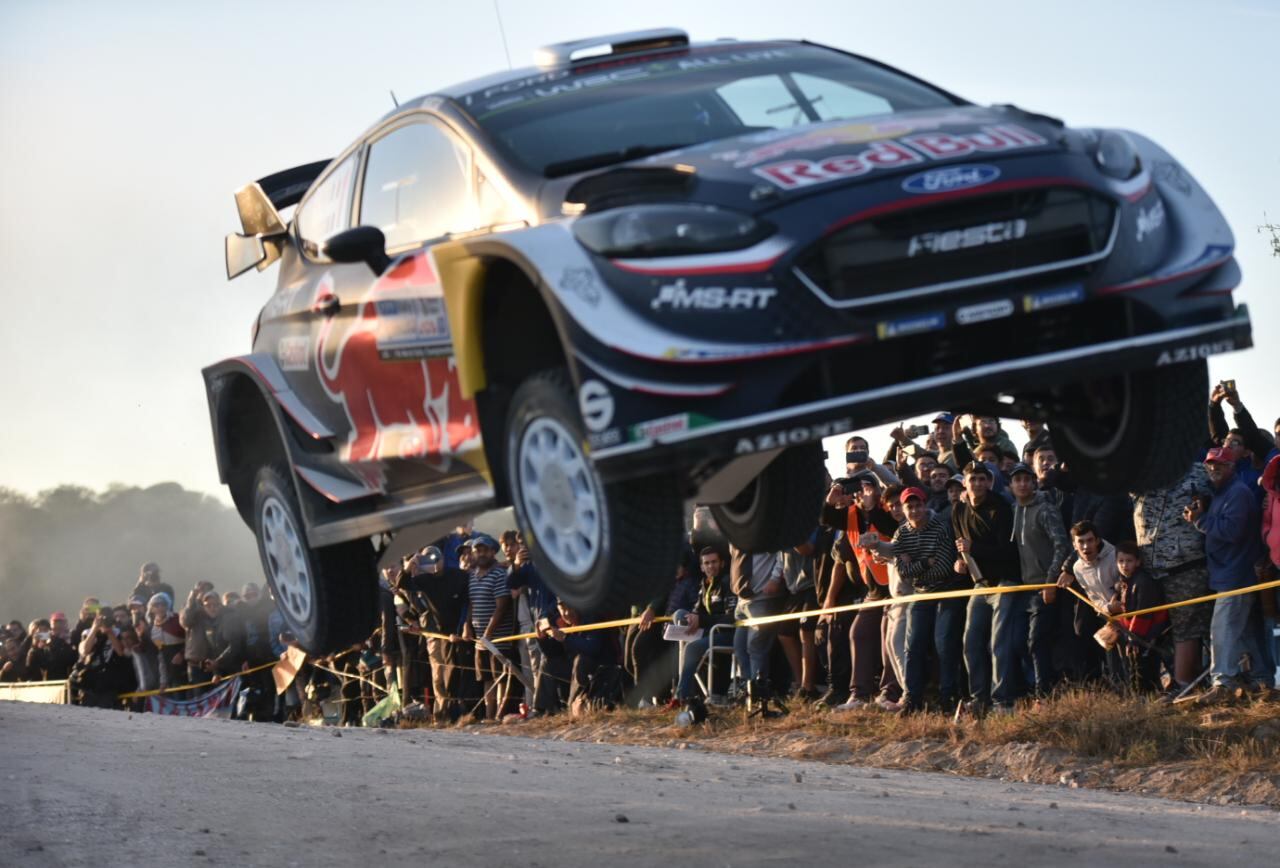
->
xmin=225 ymin=159 xmax=331 ymax=280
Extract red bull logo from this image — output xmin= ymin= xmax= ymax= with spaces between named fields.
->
xmin=314 ymin=254 xmax=481 ymax=468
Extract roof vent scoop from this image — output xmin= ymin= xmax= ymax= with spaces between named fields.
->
xmin=533 ymin=28 xmax=689 ymax=69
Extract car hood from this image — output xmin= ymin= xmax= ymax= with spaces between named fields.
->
xmin=547 ymin=105 xmax=1069 ymax=215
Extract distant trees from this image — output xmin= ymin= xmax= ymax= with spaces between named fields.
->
xmin=0 ymin=483 xmax=261 ymax=623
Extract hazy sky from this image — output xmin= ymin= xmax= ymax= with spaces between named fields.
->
xmin=1 ymin=0 xmax=1276 ymax=501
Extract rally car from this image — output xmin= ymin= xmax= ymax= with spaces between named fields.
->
xmin=209 ymin=28 xmax=1252 ymax=653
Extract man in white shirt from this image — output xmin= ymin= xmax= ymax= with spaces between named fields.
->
xmin=1059 ymin=520 xmax=1121 ymax=615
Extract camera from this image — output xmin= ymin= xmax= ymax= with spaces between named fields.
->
xmin=906 ymin=424 xmax=929 ymax=438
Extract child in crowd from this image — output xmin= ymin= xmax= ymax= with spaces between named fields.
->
xmin=1113 ymin=542 xmax=1169 ymax=693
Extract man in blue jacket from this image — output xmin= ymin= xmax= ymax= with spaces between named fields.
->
xmin=1185 ymin=448 xmax=1265 ymax=700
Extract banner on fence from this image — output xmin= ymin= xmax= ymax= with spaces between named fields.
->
xmin=0 ymin=679 xmax=68 ymax=704
xmin=147 ymin=677 xmax=241 ymax=718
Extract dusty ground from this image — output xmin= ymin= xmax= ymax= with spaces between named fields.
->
xmin=2 ymin=701 xmax=1277 ymax=867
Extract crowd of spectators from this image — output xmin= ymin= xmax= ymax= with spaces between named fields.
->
xmin=4 ymin=383 xmax=1278 ymax=726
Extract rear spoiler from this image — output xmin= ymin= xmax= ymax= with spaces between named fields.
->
xmin=225 ymin=159 xmax=331 ymax=280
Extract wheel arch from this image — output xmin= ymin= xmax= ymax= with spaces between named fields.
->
xmin=433 ymin=240 xmax=574 ymax=502
xmin=203 ymin=358 xmax=305 ymax=525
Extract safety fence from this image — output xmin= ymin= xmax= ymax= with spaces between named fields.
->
xmin=15 ymin=576 xmax=1276 ymax=720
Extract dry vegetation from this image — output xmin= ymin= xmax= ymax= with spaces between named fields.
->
xmin=411 ymin=690 xmax=1280 ymax=808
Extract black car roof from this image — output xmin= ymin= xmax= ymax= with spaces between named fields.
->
xmin=416 ymin=38 xmax=797 ymax=108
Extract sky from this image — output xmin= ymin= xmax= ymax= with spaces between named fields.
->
xmin=0 ymin=0 xmax=1277 ymax=502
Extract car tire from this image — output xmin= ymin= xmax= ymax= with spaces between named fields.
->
xmin=1050 ymin=360 xmax=1208 ymax=494
xmin=251 ymin=463 xmax=377 ymax=654
xmin=710 ymin=443 xmax=827 ymax=552
xmin=505 ymin=368 xmax=684 ymax=615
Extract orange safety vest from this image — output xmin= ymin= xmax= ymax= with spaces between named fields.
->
xmin=847 ymin=509 xmax=890 ymax=588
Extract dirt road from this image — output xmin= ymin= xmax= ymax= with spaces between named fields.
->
xmin=1 ymin=702 xmax=1275 ymax=866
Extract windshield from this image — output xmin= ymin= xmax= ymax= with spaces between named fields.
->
xmin=460 ymin=44 xmax=961 ymax=177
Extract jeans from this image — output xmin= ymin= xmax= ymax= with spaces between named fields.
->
xmin=1210 ymin=593 xmax=1257 ymax=686
xmin=964 ymin=582 xmax=1030 ymax=707
xmin=904 ymin=597 xmax=965 ymax=709
xmin=734 ymin=597 xmax=784 ymax=683
xmin=676 ymin=627 xmax=736 ymax=699
xmin=1027 ymin=593 xmax=1058 ymax=697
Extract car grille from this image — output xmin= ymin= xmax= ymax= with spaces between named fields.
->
xmin=795 ymin=187 xmax=1117 ymax=307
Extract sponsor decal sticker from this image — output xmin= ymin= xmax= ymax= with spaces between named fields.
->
xmin=277 ymin=336 xmax=310 ymax=372
xmin=1135 ymin=199 xmax=1165 ymax=243
xmin=1023 ymin=284 xmax=1085 ymax=313
xmin=1156 ymin=340 xmax=1234 ymax=366
xmin=754 ymin=124 xmax=1047 ymax=190
xmin=629 ymin=413 xmax=691 ymax=443
xmin=908 ymin=218 xmax=1026 ymax=258
xmin=650 ymin=279 xmax=777 ymax=311
xmin=315 ymin=253 xmax=480 ymax=466
xmin=876 ymin=312 xmax=946 ymax=340
xmin=588 ymin=428 xmax=623 ymax=449
xmin=901 ymin=164 xmax=1001 ymax=194
xmin=955 ymin=299 xmax=1015 ymax=325
xmin=560 ymin=267 xmax=602 ymax=306
xmin=578 ymin=380 xmax=615 ymax=433
xmin=733 ymin=418 xmax=854 ymax=455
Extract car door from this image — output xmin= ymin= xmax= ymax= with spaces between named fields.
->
xmin=304 ymin=117 xmax=488 ymax=497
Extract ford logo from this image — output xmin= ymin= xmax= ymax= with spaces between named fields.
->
xmin=902 ymin=164 xmax=1001 ymax=194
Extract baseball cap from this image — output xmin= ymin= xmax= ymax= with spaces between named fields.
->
xmin=1009 ymin=462 xmax=1035 ymax=478
xmin=418 ymin=545 xmax=443 ymax=565
xmin=900 ymin=487 xmax=927 ymax=504
xmin=49 ymin=611 xmax=67 ymax=623
xmin=851 ymin=470 xmax=881 ymax=488
xmin=471 ymin=533 xmax=499 ymax=550
xmin=945 ymin=476 xmax=964 ymax=489
xmin=128 ymin=594 xmax=148 ymax=607
xmin=933 ymin=412 xmax=955 ymax=424
xmin=1203 ymin=447 xmax=1233 ymax=465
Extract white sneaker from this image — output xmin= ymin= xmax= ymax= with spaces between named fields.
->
xmin=833 ymin=698 xmax=867 ymax=712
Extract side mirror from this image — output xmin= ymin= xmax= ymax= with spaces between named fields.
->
xmin=324 ymin=226 xmax=391 ymax=275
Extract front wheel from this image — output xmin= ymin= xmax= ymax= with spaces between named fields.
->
xmin=710 ymin=444 xmax=827 ymax=552
xmin=252 ymin=464 xmax=377 ymax=654
xmin=1050 ymin=360 xmax=1208 ymax=494
xmin=504 ymin=369 xmax=684 ymax=614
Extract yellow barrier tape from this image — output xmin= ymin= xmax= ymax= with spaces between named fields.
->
xmin=735 ymin=583 xmax=1057 ymax=627
xmin=1066 ymin=577 xmax=1280 ymax=622
xmin=309 ymin=662 xmax=390 ymax=695
xmin=491 ymin=614 xmax=673 ymax=645
xmin=118 ymin=659 xmax=277 ymax=700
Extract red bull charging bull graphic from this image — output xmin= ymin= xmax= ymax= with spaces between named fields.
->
xmin=314 ymin=253 xmax=481 ymax=468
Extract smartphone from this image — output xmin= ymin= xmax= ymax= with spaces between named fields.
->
xmin=906 ymin=424 xmax=930 ymax=438
xmin=1222 ymin=379 xmax=1236 ymax=393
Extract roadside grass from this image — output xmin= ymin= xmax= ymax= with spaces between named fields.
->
xmin=418 ymin=688 xmax=1280 ymax=778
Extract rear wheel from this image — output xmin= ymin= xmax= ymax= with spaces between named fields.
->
xmin=505 ymin=369 xmax=684 ymax=615
xmin=252 ymin=464 xmax=377 ymax=654
xmin=1050 ymin=361 xmax=1208 ymax=493
xmin=710 ymin=444 xmax=827 ymax=552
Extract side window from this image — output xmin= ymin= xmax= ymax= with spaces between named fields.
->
xmin=359 ymin=121 xmax=475 ymax=250
xmin=718 ymin=73 xmax=894 ymax=129
xmin=296 ymin=152 xmax=358 ymax=258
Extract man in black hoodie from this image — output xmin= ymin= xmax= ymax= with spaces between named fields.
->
xmin=953 ymin=461 xmax=1024 ymax=713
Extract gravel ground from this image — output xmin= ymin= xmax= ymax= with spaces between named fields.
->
xmin=1 ymin=701 xmax=1276 ymax=866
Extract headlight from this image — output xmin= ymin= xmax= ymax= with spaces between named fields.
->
xmin=572 ymin=204 xmax=773 ymax=258
xmin=1090 ymin=130 xmax=1141 ymax=181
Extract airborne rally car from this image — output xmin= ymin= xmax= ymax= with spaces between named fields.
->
xmin=209 ymin=28 xmax=1251 ymax=653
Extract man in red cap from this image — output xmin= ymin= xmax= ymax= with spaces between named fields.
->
xmin=1185 ymin=447 xmax=1266 ymax=700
